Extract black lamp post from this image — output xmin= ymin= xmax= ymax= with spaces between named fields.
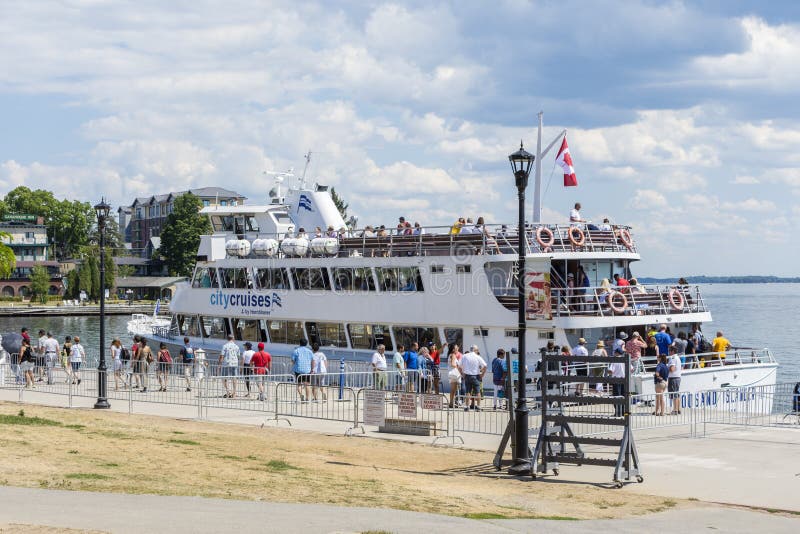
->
xmin=94 ymin=198 xmax=111 ymax=409
xmin=507 ymin=141 xmax=534 ymax=475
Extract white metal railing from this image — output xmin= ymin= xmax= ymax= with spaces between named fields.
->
xmin=549 ymin=284 xmax=707 ymax=317
xmin=633 ymin=348 xmax=777 ymax=373
xmin=207 ymin=222 xmax=636 ymax=260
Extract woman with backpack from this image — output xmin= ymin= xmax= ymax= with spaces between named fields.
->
xmin=156 ymin=342 xmax=172 ymax=392
xmin=137 ymin=338 xmax=152 ymax=393
xmin=19 ymin=338 xmax=36 ymax=388
xmin=61 ymin=336 xmax=73 ymax=383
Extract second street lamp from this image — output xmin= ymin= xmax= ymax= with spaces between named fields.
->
xmin=507 ymin=141 xmax=534 ymax=476
xmin=94 ymin=198 xmax=111 ymax=410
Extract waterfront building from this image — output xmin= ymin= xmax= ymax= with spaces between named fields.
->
xmin=123 ymin=187 xmax=247 ymax=254
xmin=0 ymin=214 xmax=63 ymax=298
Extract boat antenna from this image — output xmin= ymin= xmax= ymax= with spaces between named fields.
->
xmin=264 ymin=167 xmax=294 ymax=203
xmin=300 ymin=150 xmax=312 ymax=189
xmin=532 ymin=111 xmax=568 ymax=223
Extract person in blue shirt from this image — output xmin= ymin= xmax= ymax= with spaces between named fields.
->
xmin=292 ymin=339 xmax=314 ymax=401
xmin=654 ymin=324 xmax=673 ymax=360
xmin=491 ymin=349 xmax=508 ymax=409
xmin=653 ymin=354 xmax=670 ymax=416
xmin=403 ymin=342 xmax=419 ymax=392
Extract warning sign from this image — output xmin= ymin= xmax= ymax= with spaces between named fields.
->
xmin=363 ymin=389 xmax=386 ymax=427
xmin=398 ymin=393 xmax=417 ymax=418
xmin=422 ymin=394 xmax=443 ymax=411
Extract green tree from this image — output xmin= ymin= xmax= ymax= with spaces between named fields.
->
xmin=78 ymin=258 xmax=92 ymax=298
xmin=65 ymin=269 xmax=80 ymax=299
xmin=88 ymin=254 xmax=100 ymax=300
xmin=117 ymin=264 xmax=135 ymax=278
xmin=29 ymin=265 xmax=50 ymax=304
xmin=330 ymin=187 xmax=348 ymax=218
xmin=159 ymin=193 xmax=210 ymax=277
xmin=0 ymin=231 xmax=16 ymax=279
xmin=3 ymin=187 xmax=94 ymax=260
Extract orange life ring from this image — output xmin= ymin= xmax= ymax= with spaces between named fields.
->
xmin=668 ymin=288 xmax=685 ymax=311
xmin=568 ymin=226 xmax=585 ymax=246
xmin=608 ymin=290 xmax=628 ymax=313
xmin=536 ymin=226 xmax=555 ymax=250
xmin=618 ymin=228 xmax=633 ymax=251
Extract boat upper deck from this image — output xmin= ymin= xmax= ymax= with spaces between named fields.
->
xmin=204 ymin=222 xmax=638 ymax=261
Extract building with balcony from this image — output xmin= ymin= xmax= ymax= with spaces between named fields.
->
xmin=123 ymin=187 xmax=246 ymax=255
xmin=0 ymin=215 xmax=63 ymax=298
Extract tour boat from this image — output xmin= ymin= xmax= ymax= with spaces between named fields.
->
xmin=129 ymin=130 xmax=779 ymax=403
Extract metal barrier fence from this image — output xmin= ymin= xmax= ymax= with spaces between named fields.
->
xmin=2 ymin=362 xmax=797 ymax=441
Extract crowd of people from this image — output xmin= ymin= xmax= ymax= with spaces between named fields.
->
xmin=4 ymin=328 xmax=87 ymax=389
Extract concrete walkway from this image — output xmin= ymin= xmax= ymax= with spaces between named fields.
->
xmin=2 ymin=388 xmax=800 ymax=513
xmin=0 ymin=486 xmax=798 ymax=534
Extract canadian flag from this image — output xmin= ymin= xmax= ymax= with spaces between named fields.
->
xmin=555 ymin=136 xmax=578 ymax=187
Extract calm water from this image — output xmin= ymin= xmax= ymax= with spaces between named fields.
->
xmin=1 ymin=284 xmax=797 ymax=382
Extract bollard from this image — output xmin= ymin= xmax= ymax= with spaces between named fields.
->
xmin=338 ymin=358 xmax=345 ymax=401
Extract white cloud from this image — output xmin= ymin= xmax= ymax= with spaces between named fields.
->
xmin=691 ymin=17 xmax=800 ymax=91
xmin=720 ymin=198 xmax=777 ymax=212
xmin=629 ymin=189 xmax=668 ymax=209
xmin=731 ymin=175 xmax=760 ymax=184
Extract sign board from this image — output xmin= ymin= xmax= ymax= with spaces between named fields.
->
xmin=524 ymin=271 xmax=551 ymax=320
xmin=2 ymin=213 xmax=36 ymax=222
xmin=363 ymin=389 xmax=386 ymax=426
xmin=421 ymin=394 xmax=442 ymax=411
xmin=398 ymin=393 xmax=417 ymax=418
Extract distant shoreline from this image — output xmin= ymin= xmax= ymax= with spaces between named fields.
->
xmin=638 ymin=276 xmax=800 ymax=284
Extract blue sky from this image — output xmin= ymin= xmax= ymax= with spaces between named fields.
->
xmin=1 ymin=0 xmax=798 ymax=276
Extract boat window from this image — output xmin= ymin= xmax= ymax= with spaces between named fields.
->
xmin=306 ymin=322 xmax=348 ymax=347
xmin=273 ymin=212 xmax=292 ymax=224
xmin=391 ymin=326 xmax=440 ymax=351
xmin=376 ymin=267 xmax=424 ymax=292
xmin=444 ymin=328 xmax=464 ymax=350
xmin=233 ymin=318 xmax=266 ymax=342
xmin=431 ymin=265 xmax=445 ymax=274
xmin=456 ymin=265 xmax=471 ymax=274
xmin=471 ymin=328 xmax=487 ymax=338
xmin=200 ymin=316 xmax=229 ymax=339
xmin=267 ymin=320 xmax=305 ymax=345
xmin=347 ymin=324 xmax=393 ymax=351
xmin=332 ymin=267 xmax=376 ymax=291
xmin=291 ymin=268 xmax=331 ymax=291
xmin=192 ymin=267 xmax=217 ymax=288
xmin=177 ymin=315 xmax=202 ymax=337
xmin=256 ymin=268 xmax=289 ymax=290
xmin=220 ymin=268 xmax=252 ymax=289
xmin=246 ymin=216 xmax=260 ymax=232
xmin=210 ymin=215 xmax=235 ymax=233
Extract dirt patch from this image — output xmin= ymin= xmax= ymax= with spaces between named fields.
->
xmin=0 ymin=402 xmax=674 ymax=520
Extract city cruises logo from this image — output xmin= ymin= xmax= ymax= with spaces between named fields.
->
xmin=297 ymin=194 xmax=313 ymax=212
xmin=209 ymin=290 xmax=282 ymax=315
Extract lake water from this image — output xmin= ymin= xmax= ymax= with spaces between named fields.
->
xmin=1 ymin=283 xmax=797 ymax=382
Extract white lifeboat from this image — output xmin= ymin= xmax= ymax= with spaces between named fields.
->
xmin=252 ymin=238 xmax=279 ymax=257
xmin=225 ymin=239 xmax=251 ymax=257
xmin=310 ymin=237 xmax=339 ymax=256
xmin=280 ymin=237 xmax=309 ymax=257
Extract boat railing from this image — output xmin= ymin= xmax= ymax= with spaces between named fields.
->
xmin=549 ymin=284 xmax=707 ymax=317
xmin=213 ymin=222 xmax=636 ymax=259
xmin=633 ymin=348 xmax=776 ymax=374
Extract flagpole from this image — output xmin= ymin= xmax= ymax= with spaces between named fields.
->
xmin=532 ymin=111 xmax=568 ymax=222
xmin=533 ymin=112 xmax=543 ymax=223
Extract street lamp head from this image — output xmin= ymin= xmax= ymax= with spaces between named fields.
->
xmin=508 ymin=141 xmax=534 ymax=190
xmin=94 ymin=198 xmax=111 ymax=225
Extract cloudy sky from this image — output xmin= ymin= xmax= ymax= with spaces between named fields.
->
xmin=1 ymin=0 xmax=799 ymax=276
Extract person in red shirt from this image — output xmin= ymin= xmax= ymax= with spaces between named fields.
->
xmin=613 ymin=273 xmax=630 ymax=287
xmin=428 ymin=342 xmax=441 ymax=393
xmin=250 ymin=342 xmax=271 ymax=401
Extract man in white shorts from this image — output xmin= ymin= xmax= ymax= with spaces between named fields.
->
xmin=42 ymin=332 xmax=60 ymax=385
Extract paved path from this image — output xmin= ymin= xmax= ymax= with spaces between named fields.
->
xmin=0 ymin=486 xmax=798 ymax=533
xmin=2 ymin=389 xmax=800 ymax=513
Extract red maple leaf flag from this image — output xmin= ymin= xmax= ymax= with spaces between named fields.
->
xmin=555 ymin=136 xmax=578 ymax=187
